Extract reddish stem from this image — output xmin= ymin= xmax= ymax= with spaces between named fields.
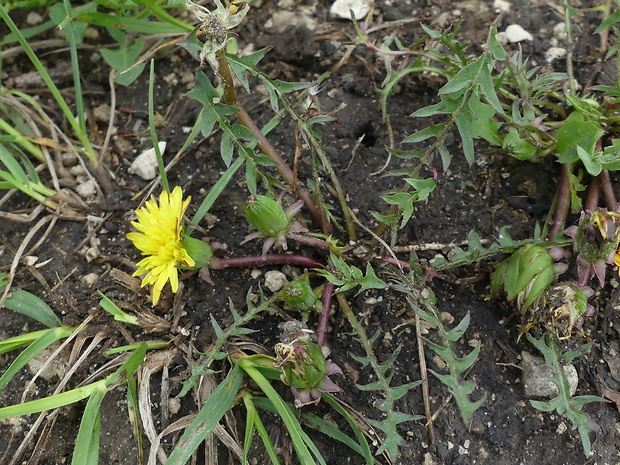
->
xmin=317 ymin=282 xmax=335 ymax=347
xmin=584 ymin=174 xmax=601 ymax=212
xmin=548 ymin=163 xmax=573 ymax=240
xmin=599 ymin=169 xmax=618 ymax=211
xmin=210 ymin=254 xmax=323 ymax=270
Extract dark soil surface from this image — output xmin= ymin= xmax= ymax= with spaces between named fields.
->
xmin=2 ymin=1 xmax=620 ymax=464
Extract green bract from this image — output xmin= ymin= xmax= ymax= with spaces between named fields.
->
xmin=279 ymin=340 xmax=327 ymax=390
xmin=181 ymin=235 xmax=214 ymax=269
xmin=245 ymin=195 xmax=290 ymax=237
xmin=502 ymin=130 xmax=537 ymax=161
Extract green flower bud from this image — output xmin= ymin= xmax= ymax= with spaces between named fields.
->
xmin=245 ymin=195 xmax=290 ymax=237
xmin=181 ymin=235 xmax=213 ymax=269
xmin=502 ymin=130 xmax=537 ymax=161
xmin=281 ymin=280 xmax=317 ymax=311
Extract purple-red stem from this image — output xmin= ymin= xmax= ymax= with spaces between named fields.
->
xmin=548 ymin=163 xmax=573 ymax=240
xmin=317 ymin=282 xmax=335 ymax=347
xmin=584 ymin=174 xmax=601 ymax=212
xmin=599 ymin=169 xmax=618 ymax=211
xmin=210 ymin=254 xmax=323 ymax=270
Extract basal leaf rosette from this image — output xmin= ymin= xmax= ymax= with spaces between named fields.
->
xmin=127 ymin=187 xmax=211 ymax=305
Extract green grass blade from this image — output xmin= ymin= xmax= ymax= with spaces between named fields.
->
xmin=0 ymin=280 xmax=63 ymax=328
xmin=0 ymin=380 xmax=104 ymax=419
xmin=148 ymin=59 xmax=169 ymax=192
xmin=0 ymin=326 xmax=74 ymax=391
xmin=240 ymin=359 xmax=317 ymax=465
xmin=98 ymin=292 xmax=140 ymax=326
xmin=0 ymin=329 xmax=54 ymax=355
xmin=0 ymin=4 xmax=97 ymax=165
xmin=321 ymin=393 xmax=374 ymax=464
xmin=243 ymin=394 xmax=281 ymax=465
xmin=187 ymin=155 xmax=244 ymax=235
xmin=165 ymin=363 xmax=244 ymax=465
xmin=72 ymin=385 xmax=106 ymax=465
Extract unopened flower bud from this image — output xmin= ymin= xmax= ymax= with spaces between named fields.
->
xmin=281 ymin=280 xmax=317 ymax=311
xmin=502 ymin=130 xmax=537 ymax=161
xmin=245 ymin=195 xmax=290 ymax=237
xmin=181 ymin=236 xmax=213 ymax=269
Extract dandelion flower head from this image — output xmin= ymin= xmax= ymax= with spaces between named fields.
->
xmin=127 ymin=186 xmax=195 ymax=304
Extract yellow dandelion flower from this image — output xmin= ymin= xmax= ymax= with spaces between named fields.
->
xmin=127 ymin=186 xmax=195 ymax=305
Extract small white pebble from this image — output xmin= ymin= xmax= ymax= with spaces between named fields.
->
xmin=493 ymin=0 xmax=511 ymax=13
xmin=129 ymin=142 xmax=166 ymax=180
xmin=329 ymin=0 xmax=372 ymax=19
xmin=76 ymin=179 xmax=97 ymax=198
xmin=26 ymin=11 xmax=43 ymax=25
xmin=250 ymin=269 xmax=262 ymax=279
xmin=545 ymin=47 xmax=566 ymax=63
xmin=553 ymin=22 xmax=568 ymax=40
xmin=168 ymin=397 xmax=181 ymax=415
xmin=81 ymin=273 xmax=99 ymax=287
xmin=264 ymin=270 xmax=288 ymax=292
xmin=504 ymin=24 xmax=534 ymax=43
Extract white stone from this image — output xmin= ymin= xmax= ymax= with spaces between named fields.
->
xmin=329 ymin=0 xmax=372 ymax=20
xmin=264 ymin=270 xmax=288 ymax=292
xmin=76 ymin=179 xmax=97 ymax=198
xmin=553 ymin=22 xmax=568 ymax=40
xmin=250 ymin=269 xmax=262 ymax=279
xmin=26 ymin=11 xmax=43 ymax=26
xmin=545 ymin=47 xmax=566 ymax=63
xmin=493 ymin=0 xmax=511 ymax=13
xmin=521 ymin=351 xmax=578 ymax=398
xmin=81 ymin=273 xmax=99 ymax=287
xmin=504 ymin=24 xmax=534 ymax=43
xmin=129 ymin=142 xmax=167 ymax=180
xmin=269 ymin=11 xmax=317 ymax=32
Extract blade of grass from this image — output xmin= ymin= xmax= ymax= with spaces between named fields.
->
xmin=187 ymin=155 xmax=245 ymax=235
xmin=148 ymin=59 xmax=169 ymax=192
xmin=0 ymin=4 xmax=98 ymax=165
xmin=0 ymin=273 xmax=62 ymax=327
xmin=72 ymin=385 xmax=105 ymax=465
xmin=165 ymin=363 xmax=244 ymax=465
xmin=0 ymin=326 xmax=75 ymax=391
xmin=243 ymin=393 xmax=281 ymax=465
xmin=239 ymin=358 xmax=319 ymax=465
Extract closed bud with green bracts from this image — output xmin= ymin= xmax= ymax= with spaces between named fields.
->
xmin=492 ymin=244 xmax=560 ymax=312
xmin=181 ymin=236 xmax=213 ymax=269
xmin=244 ymin=195 xmax=290 ymax=237
xmin=281 ymin=280 xmax=317 ymax=311
xmin=502 ymin=130 xmax=538 ymax=161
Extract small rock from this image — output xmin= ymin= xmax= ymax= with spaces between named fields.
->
xmin=93 ymin=103 xmax=112 ymax=123
xmin=129 ymin=142 xmax=167 ymax=180
xmin=504 ymin=24 xmax=534 ymax=43
xmin=81 ymin=273 xmax=99 ymax=287
xmin=28 ymin=345 xmax=67 ymax=382
xmin=545 ymin=47 xmax=566 ymax=63
xmin=76 ymin=179 xmax=97 ymax=198
xmin=521 ymin=351 xmax=578 ymax=398
xmin=269 ymin=11 xmax=317 ymax=32
xmin=493 ymin=0 xmax=510 ymax=13
xmin=61 ymin=152 xmax=78 ymax=167
xmin=264 ymin=270 xmax=288 ymax=292
xmin=329 ymin=0 xmax=372 ymax=19
xmin=168 ymin=397 xmax=181 ymax=415
xmin=553 ymin=22 xmax=568 ymax=40
xmin=251 ymin=269 xmax=262 ymax=279
xmin=26 ymin=11 xmax=43 ymax=25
